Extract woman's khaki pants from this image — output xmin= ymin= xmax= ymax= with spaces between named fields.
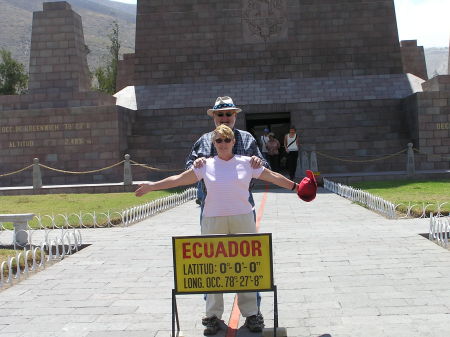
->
xmin=201 ymin=212 xmax=258 ymax=319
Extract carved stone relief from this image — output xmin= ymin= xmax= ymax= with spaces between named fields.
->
xmin=242 ymin=0 xmax=288 ymax=43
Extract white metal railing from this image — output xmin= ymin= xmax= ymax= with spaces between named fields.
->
xmin=0 ymin=228 xmax=82 ymax=289
xmin=121 ymin=187 xmax=196 ymax=226
xmin=394 ymin=201 xmax=449 ymax=219
xmin=324 ymin=178 xmax=397 ymax=219
xmin=429 ymin=213 xmax=450 ymax=248
xmin=0 ymin=187 xmax=196 ymax=289
xmin=3 ymin=187 xmax=197 ymax=231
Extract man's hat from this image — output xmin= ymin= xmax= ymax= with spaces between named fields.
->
xmin=297 ymin=170 xmax=317 ymax=202
xmin=207 ymin=96 xmax=242 ymax=117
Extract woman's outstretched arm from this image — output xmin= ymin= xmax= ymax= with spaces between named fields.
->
xmin=135 ymin=169 xmax=198 ymax=197
xmin=258 ymin=168 xmax=296 ymax=190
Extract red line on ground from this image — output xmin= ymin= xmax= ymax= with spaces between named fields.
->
xmin=225 ymin=185 xmax=268 ymax=337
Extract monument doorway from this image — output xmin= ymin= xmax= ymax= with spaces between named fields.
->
xmin=245 ymin=112 xmax=291 ymax=171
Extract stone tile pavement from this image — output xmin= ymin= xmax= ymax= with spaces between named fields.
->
xmin=0 ymin=188 xmax=449 ymax=337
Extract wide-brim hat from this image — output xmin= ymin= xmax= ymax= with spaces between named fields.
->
xmin=297 ymin=170 xmax=318 ymax=202
xmin=207 ymin=96 xmax=242 ymax=117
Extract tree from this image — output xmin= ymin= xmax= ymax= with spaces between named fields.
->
xmin=0 ymin=49 xmax=28 ymax=95
xmin=95 ymin=21 xmax=120 ymax=94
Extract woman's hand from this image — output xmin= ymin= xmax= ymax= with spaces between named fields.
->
xmin=193 ymin=157 xmax=207 ymax=168
xmin=249 ymin=156 xmax=263 ymax=168
xmin=135 ymin=182 xmax=154 ymax=197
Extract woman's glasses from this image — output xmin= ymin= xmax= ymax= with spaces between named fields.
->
xmin=214 ymin=138 xmax=232 ymax=144
xmin=215 ymin=112 xmax=235 ymax=117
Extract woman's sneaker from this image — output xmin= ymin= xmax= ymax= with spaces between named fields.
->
xmin=202 ymin=315 xmax=220 ymax=335
xmin=244 ymin=313 xmax=264 ymax=332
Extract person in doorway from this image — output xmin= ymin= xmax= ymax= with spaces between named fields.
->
xmin=136 ymin=124 xmax=317 ymax=335
xmin=259 ymin=128 xmax=270 ymax=160
xmin=284 ymin=126 xmax=300 ymax=180
xmin=185 ymin=96 xmax=269 ymax=210
xmin=266 ymin=132 xmax=280 ymax=172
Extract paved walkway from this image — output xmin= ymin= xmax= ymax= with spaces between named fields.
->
xmin=1 ymin=188 xmax=449 ymax=337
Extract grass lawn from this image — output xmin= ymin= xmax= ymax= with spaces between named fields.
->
xmin=350 ymin=179 xmax=450 ymax=216
xmin=0 ymin=188 xmax=186 ymax=229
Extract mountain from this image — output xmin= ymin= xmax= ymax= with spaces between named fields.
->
xmin=0 ymin=0 xmax=448 ymax=81
xmin=0 ymin=0 xmax=135 ymax=73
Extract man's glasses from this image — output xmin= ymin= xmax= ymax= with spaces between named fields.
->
xmin=214 ymin=138 xmax=232 ymax=144
xmin=215 ymin=112 xmax=235 ymax=117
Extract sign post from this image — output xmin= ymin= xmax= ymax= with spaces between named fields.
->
xmin=171 ymin=233 xmax=277 ymax=336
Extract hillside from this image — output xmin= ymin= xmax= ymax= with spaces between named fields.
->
xmin=0 ymin=0 xmax=448 ymax=80
xmin=0 ymin=0 xmax=135 ymax=73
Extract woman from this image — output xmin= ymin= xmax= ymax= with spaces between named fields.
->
xmin=266 ymin=132 xmax=280 ymax=172
xmin=135 ymin=125 xmax=302 ymax=335
xmin=284 ymin=126 xmax=300 ymax=180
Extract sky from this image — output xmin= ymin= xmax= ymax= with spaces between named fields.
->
xmin=110 ymin=0 xmax=449 ymax=48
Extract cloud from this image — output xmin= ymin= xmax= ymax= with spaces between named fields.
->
xmin=110 ymin=0 xmax=136 ymax=4
xmin=394 ymin=0 xmax=450 ymax=47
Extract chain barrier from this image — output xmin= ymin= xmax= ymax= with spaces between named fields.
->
xmin=0 ymin=145 xmax=445 ymax=179
xmin=0 ymin=187 xmax=196 ymax=289
xmin=316 ymin=149 xmax=407 ymax=163
xmin=0 ymin=164 xmax=33 ymax=177
xmin=0 ymin=159 xmax=185 ymax=179
xmin=324 ymin=178 xmax=397 ymax=219
xmin=130 ymin=160 xmax=183 ymax=172
xmin=429 ymin=214 xmax=450 ymax=249
xmin=38 ymin=161 xmax=124 ymax=175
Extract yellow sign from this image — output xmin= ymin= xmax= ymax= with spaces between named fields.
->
xmin=173 ymin=233 xmax=273 ymax=294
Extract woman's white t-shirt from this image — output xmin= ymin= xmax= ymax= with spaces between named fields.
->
xmin=193 ymin=155 xmax=264 ymax=217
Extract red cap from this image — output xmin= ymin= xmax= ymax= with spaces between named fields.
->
xmin=297 ymin=170 xmax=317 ymax=202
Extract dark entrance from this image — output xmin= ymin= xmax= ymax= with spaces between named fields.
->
xmin=245 ymin=112 xmax=291 ymax=172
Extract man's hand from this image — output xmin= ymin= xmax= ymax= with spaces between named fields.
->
xmin=249 ymin=155 xmax=263 ymax=168
xmin=193 ymin=157 xmax=207 ymax=168
xmin=135 ymin=182 xmax=154 ymax=197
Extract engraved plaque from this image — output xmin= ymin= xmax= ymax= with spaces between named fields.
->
xmin=242 ymin=0 xmax=288 ymax=43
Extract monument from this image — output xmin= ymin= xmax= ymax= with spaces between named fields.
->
xmin=116 ymin=0 xmax=449 ymax=179
xmin=0 ymin=0 xmax=449 ymax=188
xmin=0 ymin=2 xmax=130 ymax=187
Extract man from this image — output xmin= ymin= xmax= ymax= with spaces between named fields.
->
xmin=186 ymin=96 xmax=269 ymax=208
xmin=185 ymin=96 xmax=268 ymax=334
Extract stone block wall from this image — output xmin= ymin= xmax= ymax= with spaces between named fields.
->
xmin=116 ymin=54 xmax=135 ymax=91
xmin=404 ymin=76 xmax=450 ymax=171
xmin=0 ymin=105 xmax=129 ymax=187
xmin=28 ymin=1 xmax=91 ymax=94
xmin=127 ymin=98 xmax=412 ymax=181
xmin=134 ymin=0 xmax=403 ymax=85
xmin=400 ymin=40 xmax=428 ymax=80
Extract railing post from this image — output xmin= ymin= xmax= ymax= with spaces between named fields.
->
xmin=33 ymin=158 xmax=42 ymax=189
xmin=124 ymin=154 xmax=133 ymax=185
xmin=310 ymin=151 xmax=318 ymax=174
xmin=407 ymin=143 xmax=415 ymax=176
xmin=301 ymin=150 xmax=309 ymax=173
